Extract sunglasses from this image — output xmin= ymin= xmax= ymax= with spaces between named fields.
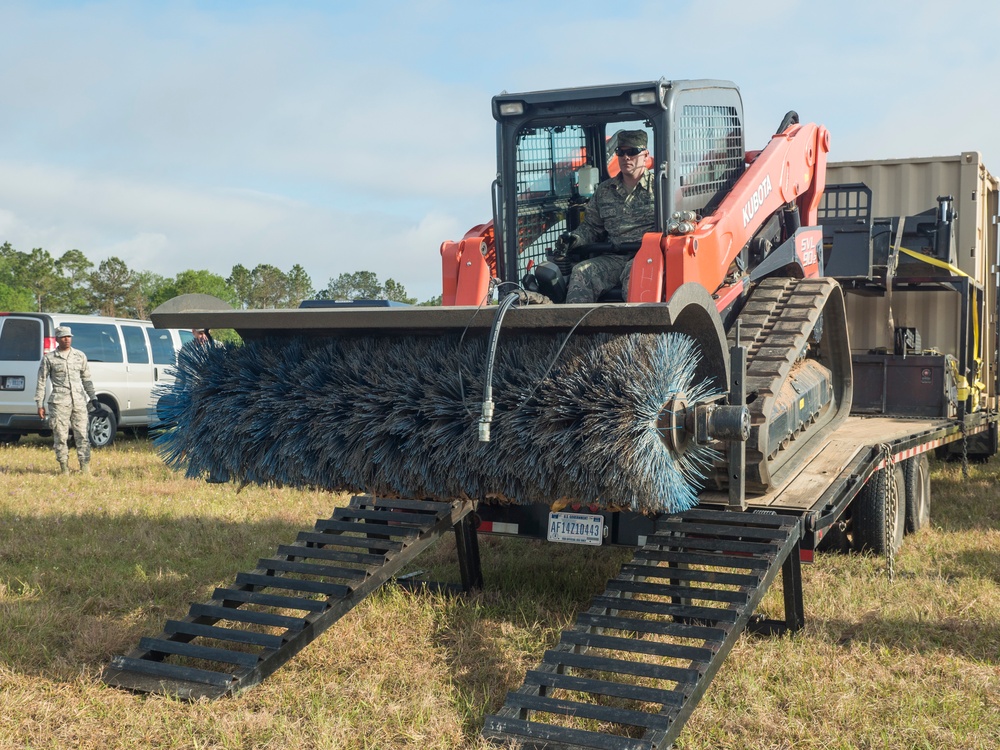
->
xmin=615 ymin=146 xmax=645 ymax=158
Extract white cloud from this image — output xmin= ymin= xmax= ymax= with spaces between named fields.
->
xmin=0 ymin=0 xmax=998 ymax=311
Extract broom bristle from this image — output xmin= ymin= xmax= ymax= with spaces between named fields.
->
xmin=155 ymin=331 xmax=719 ymax=513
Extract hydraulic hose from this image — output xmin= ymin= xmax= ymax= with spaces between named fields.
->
xmin=479 ymin=291 xmax=521 ymax=441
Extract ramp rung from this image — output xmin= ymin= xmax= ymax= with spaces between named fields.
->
xmin=212 ymin=587 xmax=328 ymax=613
xmin=618 ymin=563 xmax=760 ymax=587
xmin=311 ymin=518 xmax=421 ymax=537
xmin=188 ymin=603 xmax=305 ymax=630
xmin=575 ymin=612 xmax=726 ymax=645
xmin=108 ymin=655 xmax=235 ymax=688
xmin=654 ymin=520 xmax=788 ymax=540
xmin=544 ymin=650 xmax=701 ymax=684
xmin=334 ymin=507 xmax=441 ymax=526
xmin=354 ymin=497 xmax=453 ymax=512
xmin=164 ymin=620 xmax=285 ymax=650
xmin=522 ymin=670 xmax=685 ymax=707
xmin=138 ymin=637 xmax=261 ymax=668
xmin=633 ymin=547 xmax=773 ymax=570
xmin=603 ymin=578 xmax=750 ymax=604
xmin=643 ymin=533 xmax=780 ymax=555
xmin=297 ymin=530 xmax=402 ymax=552
xmin=276 ymin=543 xmax=385 ymax=566
xmin=500 ymin=692 xmax=673 ymax=732
xmin=483 ymin=715 xmax=655 ymax=750
xmin=584 ymin=602 xmax=728 ymax=641
xmin=235 ymin=572 xmax=350 ymax=598
xmin=560 ymin=630 xmax=714 ymax=664
xmin=257 ymin=557 xmax=370 ymax=581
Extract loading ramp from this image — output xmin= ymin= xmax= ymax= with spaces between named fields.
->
xmin=482 ymin=509 xmax=803 ymax=750
xmin=103 ymin=495 xmax=479 ymax=700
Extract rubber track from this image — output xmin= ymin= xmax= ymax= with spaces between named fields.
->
xmin=729 ymin=277 xmax=847 ymax=492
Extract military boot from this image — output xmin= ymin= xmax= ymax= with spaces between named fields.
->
xmin=58 ymin=461 xmax=70 ymax=475
xmin=80 ymin=460 xmax=91 ymax=474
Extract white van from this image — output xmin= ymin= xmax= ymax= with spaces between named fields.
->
xmin=0 ymin=312 xmax=193 ymax=447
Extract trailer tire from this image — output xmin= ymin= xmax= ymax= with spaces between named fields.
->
xmin=903 ymin=453 xmax=930 ymax=533
xmin=852 ymin=461 xmax=905 ymax=555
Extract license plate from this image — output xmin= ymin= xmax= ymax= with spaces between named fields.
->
xmin=2 ymin=376 xmax=25 ymax=390
xmin=547 ymin=512 xmax=604 ymax=546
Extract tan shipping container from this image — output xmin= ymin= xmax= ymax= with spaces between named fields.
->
xmin=825 ymin=152 xmax=999 ymax=406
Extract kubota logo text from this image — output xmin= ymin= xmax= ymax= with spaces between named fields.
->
xmin=742 ymin=175 xmax=772 ymax=228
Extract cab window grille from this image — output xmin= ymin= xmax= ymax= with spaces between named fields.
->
xmin=514 ymin=126 xmax=589 ymax=277
xmin=676 ymin=105 xmax=743 ymax=204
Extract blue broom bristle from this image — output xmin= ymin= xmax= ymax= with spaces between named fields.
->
xmin=154 ymin=331 xmax=719 ymax=514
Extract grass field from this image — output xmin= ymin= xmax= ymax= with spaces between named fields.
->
xmin=1 ymin=435 xmax=998 ymax=749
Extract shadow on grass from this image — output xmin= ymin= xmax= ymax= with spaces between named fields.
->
xmin=426 ymin=534 xmax=637 ymax=733
xmin=820 ymin=613 xmax=1000 ymax=664
xmin=0 ymin=510 xmax=328 ymax=680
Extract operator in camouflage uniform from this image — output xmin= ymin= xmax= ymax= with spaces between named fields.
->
xmin=35 ymin=326 xmax=99 ymax=474
xmin=561 ymin=129 xmax=656 ymax=303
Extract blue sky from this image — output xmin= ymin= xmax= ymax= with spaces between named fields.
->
xmin=1 ymin=0 xmax=997 ymax=303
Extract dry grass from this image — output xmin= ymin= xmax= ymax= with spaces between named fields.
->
xmin=1 ymin=436 xmax=998 ymax=749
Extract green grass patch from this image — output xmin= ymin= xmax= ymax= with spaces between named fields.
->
xmin=1 ymin=437 xmax=998 ymax=748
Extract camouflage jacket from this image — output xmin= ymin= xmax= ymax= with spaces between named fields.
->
xmin=571 ymin=170 xmax=655 ymax=247
xmin=35 ymin=347 xmax=96 ymax=407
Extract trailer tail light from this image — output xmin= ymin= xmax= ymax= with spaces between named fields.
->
xmin=43 ymin=336 xmax=57 ymax=353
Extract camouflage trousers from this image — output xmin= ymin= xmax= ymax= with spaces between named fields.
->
xmin=49 ymin=402 xmax=91 ymax=465
xmin=565 ymin=254 xmax=634 ymax=303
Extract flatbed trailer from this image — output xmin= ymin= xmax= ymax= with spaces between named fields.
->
xmin=475 ymin=410 xmax=996 ymax=553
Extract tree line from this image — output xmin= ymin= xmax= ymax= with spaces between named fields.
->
xmin=0 ymin=242 xmax=437 ymax=318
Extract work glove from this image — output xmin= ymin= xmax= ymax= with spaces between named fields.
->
xmin=90 ymin=398 xmax=101 ymax=411
xmin=553 ymin=232 xmax=579 ymax=258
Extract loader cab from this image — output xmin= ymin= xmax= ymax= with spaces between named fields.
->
xmin=492 ymin=79 xmax=745 ymax=297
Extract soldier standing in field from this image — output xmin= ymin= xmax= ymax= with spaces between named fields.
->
xmin=559 ymin=129 xmax=656 ymax=303
xmin=35 ymin=326 xmax=100 ymax=474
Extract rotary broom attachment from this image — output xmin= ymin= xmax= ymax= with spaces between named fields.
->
xmin=155 ymin=328 xmax=720 ymax=514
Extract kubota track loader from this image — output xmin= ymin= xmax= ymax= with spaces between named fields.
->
xmin=150 ymin=78 xmax=853 ymax=512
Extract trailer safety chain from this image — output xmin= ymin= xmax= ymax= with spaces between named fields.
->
xmin=961 ymin=422 xmax=970 ymax=479
xmin=879 ymin=443 xmax=897 ymax=582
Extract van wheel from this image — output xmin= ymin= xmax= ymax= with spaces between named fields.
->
xmin=0 ymin=433 xmax=20 ymax=445
xmin=903 ymin=453 xmax=931 ymax=533
xmin=852 ymin=461 xmax=906 ymax=555
xmin=88 ymin=405 xmax=117 ymax=448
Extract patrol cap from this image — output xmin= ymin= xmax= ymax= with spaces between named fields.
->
xmin=55 ymin=326 xmax=73 ymax=337
xmin=617 ymin=130 xmax=648 ymax=150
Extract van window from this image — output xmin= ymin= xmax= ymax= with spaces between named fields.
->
xmin=0 ymin=317 xmax=41 ymax=361
xmin=178 ymin=330 xmax=195 ymax=345
xmin=147 ymin=329 xmax=177 ymax=365
xmin=122 ymin=325 xmax=150 ymax=364
xmin=67 ymin=322 xmax=124 ymax=363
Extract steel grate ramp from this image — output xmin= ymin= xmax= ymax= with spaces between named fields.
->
xmin=482 ymin=509 xmax=804 ymax=750
xmin=103 ymin=496 xmax=476 ymax=700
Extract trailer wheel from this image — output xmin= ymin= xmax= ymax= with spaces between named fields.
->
xmin=852 ymin=461 xmax=905 ymax=555
xmin=903 ymin=453 xmax=930 ymax=533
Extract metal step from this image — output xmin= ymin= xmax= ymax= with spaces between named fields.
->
xmin=103 ymin=495 xmax=476 ymax=700
xmin=482 ymin=509 xmax=803 ymax=750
